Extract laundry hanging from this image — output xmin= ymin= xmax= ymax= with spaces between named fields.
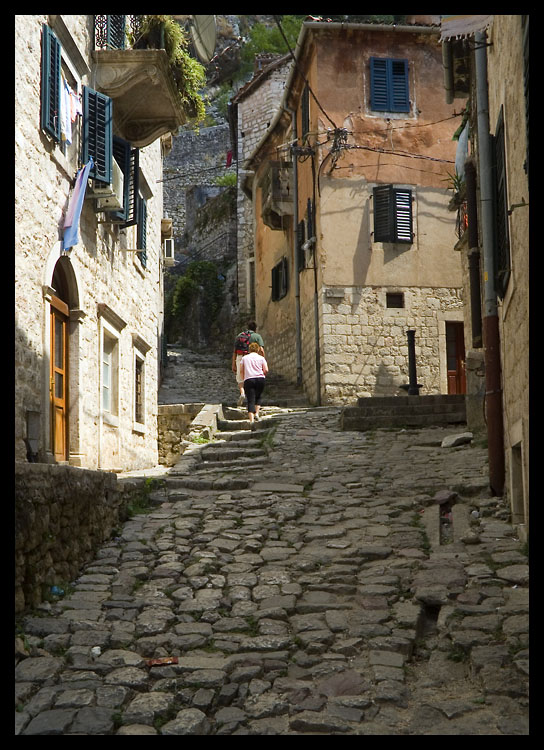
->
xmin=63 ymin=157 xmax=94 ymax=251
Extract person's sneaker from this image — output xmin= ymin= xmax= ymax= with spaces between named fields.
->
xmin=237 ymin=393 xmax=245 ymax=406
xmin=254 ymin=413 xmax=260 ymax=422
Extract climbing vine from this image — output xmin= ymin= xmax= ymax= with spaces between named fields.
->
xmin=169 ymin=261 xmax=225 ymax=324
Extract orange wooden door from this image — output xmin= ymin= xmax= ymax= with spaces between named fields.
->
xmin=50 ymin=297 xmax=69 ymax=461
xmin=446 ymin=321 xmax=466 ymax=395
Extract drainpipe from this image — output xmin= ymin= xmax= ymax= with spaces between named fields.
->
xmin=474 ymin=30 xmax=505 ymax=495
xmin=285 ymin=106 xmax=303 ymax=386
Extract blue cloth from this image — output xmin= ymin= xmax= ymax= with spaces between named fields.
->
xmin=63 ymin=157 xmax=94 ymax=251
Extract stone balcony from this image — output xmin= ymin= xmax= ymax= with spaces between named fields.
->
xmin=92 ymin=48 xmax=187 ymax=148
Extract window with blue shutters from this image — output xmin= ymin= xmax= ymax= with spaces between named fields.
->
xmin=370 ymin=58 xmax=410 ymax=113
xmin=82 ymin=86 xmax=113 ymax=184
xmin=41 ymin=25 xmax=62 ymax=141
xmin=491 ymin=108 xmax=510 ymax=298
xmin=373 ymin=185 xmax=413 ymax=243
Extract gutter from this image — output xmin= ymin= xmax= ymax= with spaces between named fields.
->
xmin=474 ymin=29 xmax=505 ymax=495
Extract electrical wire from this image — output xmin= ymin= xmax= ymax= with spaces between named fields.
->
xmin=272 ymin=15 xmax=338 ymax=130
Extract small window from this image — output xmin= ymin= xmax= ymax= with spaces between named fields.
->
xmin=101 ymin=330 xmax=119 ymax=419
xmin=134 ymin=355 xmax=145 ymax=425
xmin=370 ymin=57 xmax=410 ymax=113
xmin=373 ymin=185 xmax=413 ymax=243
xmin=271 ymin=257 xmax=289 ymax=301
xmin=386 ymin=293 xmax=404 ymax=309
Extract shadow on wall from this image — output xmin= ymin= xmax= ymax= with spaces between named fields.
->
xmin=15 ymin=323 xmax=45 ymax=463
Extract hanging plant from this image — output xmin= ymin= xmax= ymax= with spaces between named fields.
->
xmin=131 ymin=15 xmax=206 ymax=124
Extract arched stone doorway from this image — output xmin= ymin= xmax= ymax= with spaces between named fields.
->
xmin=44 ymin=253 xmax=83 ymax=464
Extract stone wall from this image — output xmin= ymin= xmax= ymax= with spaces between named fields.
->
xmin=15 ymin=463 xmax=147 ymax=614
xmin=157 ymin=404 xmax=203 ymax=466
xmin=320 ymin=286 xmax=464 ymax=404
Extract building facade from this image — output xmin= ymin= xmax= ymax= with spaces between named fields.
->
xmin=15 ymin=15 xmax=188 ymax=471
xmin=244 ymin=21 xmax=464 ymax=406
xmin=440 ymin=15 xmax=529 ymax=536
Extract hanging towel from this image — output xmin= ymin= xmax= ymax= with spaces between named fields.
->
xmin=63 ymin=157 xmax=94 ymax=251
xmin=60 ymin=76 xmax=72 ymax=145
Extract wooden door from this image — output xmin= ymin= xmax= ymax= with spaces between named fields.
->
xmin=446 ymin=321 xmax=466 ymax=395
xmin=50 ymin=296 xmax=69 ymax=461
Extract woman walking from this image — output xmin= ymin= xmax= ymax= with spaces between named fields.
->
xmin=240 ymin=342 xmax=268 ymax=426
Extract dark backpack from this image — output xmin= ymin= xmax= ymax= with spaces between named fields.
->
xmin=234 ymin=330 xmax=251 ymax=353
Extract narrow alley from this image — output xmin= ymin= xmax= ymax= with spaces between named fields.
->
xmin=15 ymin=348 xmax=529 ymax=735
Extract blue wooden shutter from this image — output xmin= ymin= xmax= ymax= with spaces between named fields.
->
xmin=41 ymin=25 xmax=62 ymax=141
xmin=370 ymin=58 xmax=409 ymax=112
xmin=137 ymin=197 xmax=147 ymax=268
xmin=370 ymin=58 xmax=389 ymax=111
xmin=82 ymin=86 xmax=112 ymax=184
xmin=390 ymin=60 xmax=409 ymax=112
xmin=122 ymin=148 xmax=140 ymax=228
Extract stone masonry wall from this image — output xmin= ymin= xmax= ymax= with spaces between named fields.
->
xmin=15 ymin=463 xmax=147 ymax=614
xmin=320 ymin=286 xmax=464 ymax=404
xmin=157 ymin=404 xmax=203 ymax=466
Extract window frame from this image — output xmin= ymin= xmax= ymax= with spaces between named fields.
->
xmin=133 ymin=349 xmax=146 ymax=431
xmin=271 ymin=257 xmax=289 ymax=301
xmin=100 ymin=320 xmax=120 ymax=426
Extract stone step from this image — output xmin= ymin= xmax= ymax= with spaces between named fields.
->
xmin=356 ymin=394 xmax=465 ymax=407
xmin=341 ymin=412 xmax=467 ymax=431
xmin=199 ymin=446 xmax=267 ymax=462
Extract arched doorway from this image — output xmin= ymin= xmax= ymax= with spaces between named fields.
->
xmin=50 ymin=262 xmax=71 ymax=461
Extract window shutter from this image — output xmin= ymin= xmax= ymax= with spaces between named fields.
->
xmin=373 ymin=185 xmax=394 ymax=241
xmin=390 ymin=60 xmax=409 ymax=112
xmin=370 ymin=58 xmax=389 ymax=111
xmin=82 ymin=86 xmax=112 ymax=184
xmin=106 ymin=15 xmax=127 ymax=49
xmin=137 ymin=197 xmax=147 ymax=268
xmin=370 ymin=58 xmax=409 ymax=113
xmin=394 ymin=189 xmax=413 ymax=242
xmin=373 ymin=185 xmax=413 ymax=243
xmin=297 ymin=219 xmax=306 ymax=271
xmin=280 ymin=257 xmax=289 ymax=298
xmin=41 ymin=25 xmax=62 ymax=141
xmin=110 ymin=136 xmax=131 ymax=222
xmin=492 ymin=110 xmax=510 ymax=298
xmin=301 ymin=84 xmax=310 ymax=140
xmin=123 ymin=148 xmax=140 ymax=228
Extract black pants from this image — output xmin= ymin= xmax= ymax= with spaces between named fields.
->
xmin=244 ymin=377 xmax=265 ymax=414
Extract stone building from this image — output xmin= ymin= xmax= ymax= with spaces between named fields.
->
xmin=15 ymin=15 xmax=192 ymax=471
xmin=242 ymin=20 xmax=463 ymax=406
xmin=440 ymin=15 xmax=529 ymax=536
xmin=230 ymin=53 xmax=292 ymax=316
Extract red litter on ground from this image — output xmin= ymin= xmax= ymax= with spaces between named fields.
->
xmin=145 ymin=657 xmax=179 ymax=667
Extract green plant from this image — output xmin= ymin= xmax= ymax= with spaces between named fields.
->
xmin=132 ymin=15 xmax=207 ymax=124
xmin=214 ymin=173 xmax=237 ymax=188
xmin=170 ymin=260 xmax=225 ymax=323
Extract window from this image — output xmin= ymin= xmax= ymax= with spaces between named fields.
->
xmin=386 ymin=292 xmax=404 ymax=309
xmin=271 ymin=257 xmax=289 ymax=301
xmin=296 ymin=219 xmax=306 ymax=272
xmin=370 ymin=57 xmax=410 ymax=113
xmin=101 ymin=329 xmax=119 ymax=423
xmin=373 ymin=185 xmax=413 ymax=243
xmin=492 ymin=108 xmax=510 ymax=298
xmin=134 ymin=354 xmax=145 ymax=426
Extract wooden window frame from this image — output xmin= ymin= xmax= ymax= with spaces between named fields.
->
xmin=373 ymin=185 xmax=413 ymax=244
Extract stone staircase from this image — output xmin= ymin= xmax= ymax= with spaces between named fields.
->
xmin=341 ymin=394 xmax=466 ymax=431
xmin=258 ymin=372 xmax=311 ymax=408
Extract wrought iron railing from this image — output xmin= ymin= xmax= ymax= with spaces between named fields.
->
xmin=94 ymin=15 xmax=144 ymax=51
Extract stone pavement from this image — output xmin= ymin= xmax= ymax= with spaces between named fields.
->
xmin=15 ymin=348 xmax=529 ymax=735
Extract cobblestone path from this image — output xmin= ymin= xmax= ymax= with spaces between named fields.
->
xmin=15 ymin=349 xmax=529 ymax=735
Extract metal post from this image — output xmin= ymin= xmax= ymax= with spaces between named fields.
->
xmin=406 ymin=329 xmax=420 ymax=395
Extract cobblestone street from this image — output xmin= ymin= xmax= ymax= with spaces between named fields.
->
xmin=15 ymin=348 xmax=529 ymax=735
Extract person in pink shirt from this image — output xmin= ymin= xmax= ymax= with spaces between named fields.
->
xmin=240 ymin=342 xmax=269 ymax=425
